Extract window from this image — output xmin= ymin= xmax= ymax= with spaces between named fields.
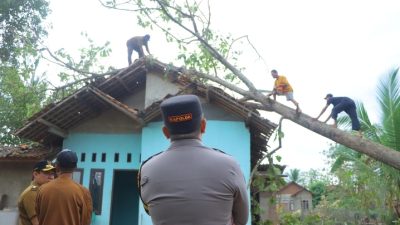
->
xmin=72 ymin=168 xmax=84 ymax=184
xmin=114 ymin=153 xmax=119 ymax=162
xmin=81 ymin=153 xmax=86 ymax=162
xmin=127 ymin=153 xmax=132 ymax=163
xmin=101 ymin=153 xmax=106 ymax=162
xmin=92 ymin=153 xmax=97 ymax=162
xmin=301 ymin=200 xmax=309 ymax=210
xmin=89 ymin=169 xmax=104 ymax=215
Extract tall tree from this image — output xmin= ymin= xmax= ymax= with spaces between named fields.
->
xmin=0 ymin=69 xmax=47 ymax=144
xmin=0 ymin=0 xmax=50 ymax=144
xmin=0 ymin=0 xmax=49 ymax=64
xmin=100 ymin=0 xmax=400 ymax=170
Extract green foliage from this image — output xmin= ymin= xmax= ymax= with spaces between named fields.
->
xmin=101 ymin=1 xmax=400 ymax=223
xmin=0 ymin=0 xmax=49 ymax=65
xmin=308 ymin=181 xmax=326 ymax=207
xmin=0 ymin=0 xmax=50 ymax=145
xmin=49 ymin=33 xmax=114 ymax=101
xmin=285 ymin=168 xmax=303 ymax=184
xmin=104 ymin=0 xmax=246 ymax=84
xmin=323 ymin=68 xmax=400 ymax=223
xmin=251 ymin=163 xmax=286 ymax=224
xmin=0 ymin=66 xmax=47 ymax=144
xmin=280 ymin=212 xmax=301 ymax=225
xmin=279 ymin=212 xmax=324 ymax=225
xmin=0 ymin=1 xmax=114 ymax=145
xmin=378 ymin=68 xmax=400 ymax=150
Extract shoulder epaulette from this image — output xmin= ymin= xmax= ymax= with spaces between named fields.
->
xmin=31 ymin=185 xmax=38 ymax=191
xmin=141 ymin=151 xmax=163 ymax=166
xmin=137 ymin=151 xmax=163 ymax=215
xmin=212 ymin=148 xmax=228 ymax=155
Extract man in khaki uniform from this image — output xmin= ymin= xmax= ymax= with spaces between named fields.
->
xmin=36 ymin=149 xmax=92 ymax=225
xmin=18 ymin=160 xmax=55 ymax=225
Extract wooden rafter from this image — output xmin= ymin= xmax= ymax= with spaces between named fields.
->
xmin=37 ymin=118 xmax=68 ymax=138
xmin=88 ymin=87 xmax=144 ymax=126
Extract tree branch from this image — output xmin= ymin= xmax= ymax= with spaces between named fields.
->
xmin=248 ymin=117 xmax=284 ymax=188
xmin=97 ymin=0 xmax=156 ymax=12
xmin=227 ymin=35 xmax=269 ymax=69
xmin=153 ymin=0 xmax=259 ymax=94
xmin=43 ymin=47 xmax=121 ymax=77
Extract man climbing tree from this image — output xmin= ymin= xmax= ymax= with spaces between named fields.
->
xmin=126 ymin=34 xmax=151 ymax=65
xmin=315 ymin=93 xmax=362 ymax=136
xmin=266 ymin=69 xmax=301 ymax=113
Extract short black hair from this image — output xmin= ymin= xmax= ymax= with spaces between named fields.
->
xmin=325 ymin=93 xmax=333 ymax=99
xmin=271 ymin=69 xmax=278 ymax=73
xmin=144 ymin=34 xmax=150 ymax=41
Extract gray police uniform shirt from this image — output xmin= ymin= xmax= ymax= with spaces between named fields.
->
xmin=140 ymin=139 xmax=249 ymax=225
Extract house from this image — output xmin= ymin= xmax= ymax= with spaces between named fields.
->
xmin=0 ymin=144 xmax=58 ymax=224
xmin=14 ymin=57 xmax=278 ymax=225
xmin=259 ymin=181 xmax=313 ymax=223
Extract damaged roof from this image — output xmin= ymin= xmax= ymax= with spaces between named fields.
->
xmin=0 ymin=144 xmax=59 ymax=161
xmin=14 ymin=58 xmax=278 ymax=166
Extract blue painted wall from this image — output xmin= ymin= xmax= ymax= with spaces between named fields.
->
xmin=63 ymin=133 xmax=141 ymax=225
xmin=139 ymin=120 xmax=251 ymax=225
xmin=63 ymin=120 xmax=251 ymax=225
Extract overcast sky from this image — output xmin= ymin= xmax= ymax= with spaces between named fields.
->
xmin=44 ymin=0 xmax=400 ymax=172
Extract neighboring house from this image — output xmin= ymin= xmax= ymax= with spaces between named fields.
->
xmin=0 ymin=144 xmax=58 ymax=225
xmin=14 ymin=57 xmax=278 ymax=225
xmin=259 ymin=181 xmax=313 ymax=224
xmin=277 ymin=182 xmax=313 ymax=214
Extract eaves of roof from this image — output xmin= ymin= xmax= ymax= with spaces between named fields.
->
xmin=14 ymin=58 xmax=278 ymax=164
xmin=0 ymin=144 xmax=59 ymax=161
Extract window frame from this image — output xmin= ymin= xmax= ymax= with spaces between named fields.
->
xmin=72 ymin=168 xmax=84 ymax=184
xmin=89 ymin=169 xmax=105 ymax=215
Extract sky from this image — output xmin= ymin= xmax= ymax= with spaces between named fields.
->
xmin=43 ymin=0 xmax=400 ymax=172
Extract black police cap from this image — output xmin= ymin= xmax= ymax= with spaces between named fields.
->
xmin=33 ymin=160 xmax=55 ymax=172
xmin=56 ymin=149 xmax=78 ymax=169
xmin=160 ymin=95 xmax=203 ymax=135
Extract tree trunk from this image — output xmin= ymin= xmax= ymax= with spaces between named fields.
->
xmin=256 ymin=100 xmax=400 ymax=170
xmin=150 ymin=58 xmax=400 ymax=170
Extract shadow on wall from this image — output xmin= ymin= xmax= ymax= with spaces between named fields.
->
xmin=0 ymin=194 xmax=18 ymax=225
xmin=0 ymin=194 xmax=8 ymax=210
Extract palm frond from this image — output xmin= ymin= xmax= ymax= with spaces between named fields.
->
xmin=337 ymin=116 xmax=351 ymax=130
xmin=377 ymin=68 xmax=400 ymax=151
xmin=357 ymin=103 xmax=381 ymax=142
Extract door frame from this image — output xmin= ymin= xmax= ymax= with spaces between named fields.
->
xmin=109 ymin=169 xmax=139 ymax=225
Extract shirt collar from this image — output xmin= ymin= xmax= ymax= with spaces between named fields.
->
xmin=169 ymin=138 xmax=204 ymax=149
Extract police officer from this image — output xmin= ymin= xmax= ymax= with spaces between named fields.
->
xmin=139 ymin=95 xmax=249 ymax=225
xmin=18 ymin=160 xmax=55 ymax=225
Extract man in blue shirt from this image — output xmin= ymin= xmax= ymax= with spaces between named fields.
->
xmin=315 ymin=93 xmax=362 ymax=136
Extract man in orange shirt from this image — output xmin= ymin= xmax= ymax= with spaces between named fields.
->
xmin=266 ymin=69 xmax=301 ymax=113
xmin=36 ymin=149 xmax=92 ymax=225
